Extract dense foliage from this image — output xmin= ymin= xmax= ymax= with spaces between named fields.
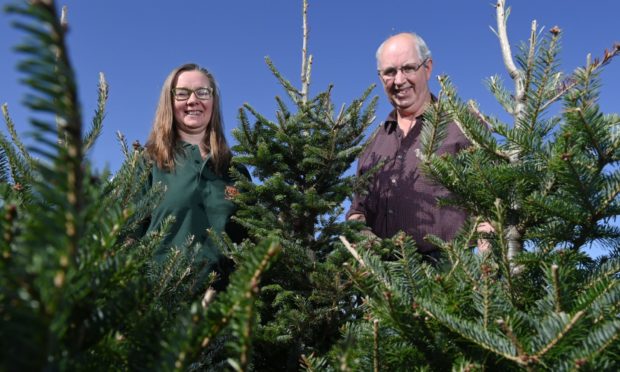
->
xmin=0 ymin=1 xmax=280 ymax=370
xmin=1 ymin=0 xmax=618 ymax=371
xmin=309 ymin=2 xmax=620 ymax=370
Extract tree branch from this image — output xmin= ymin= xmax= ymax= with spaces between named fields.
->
xmin=339 ymin=235 xmax=366 ymax=267
xmin=496 ymin=0 xmax=527 ymax=131
xmin=300 ymin=0 xmax=310 ymax=103
xmin=496 ymin=0 xmax=520 ymax=81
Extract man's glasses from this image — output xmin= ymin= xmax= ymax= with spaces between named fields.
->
xmin=378 ymin=58 xmax=428 ymax=81
xmin=171 ymin=87 xmax=213 ymax=101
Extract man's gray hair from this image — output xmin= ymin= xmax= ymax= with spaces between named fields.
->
xmin=375 ymin=32 xmax=432 ymax=69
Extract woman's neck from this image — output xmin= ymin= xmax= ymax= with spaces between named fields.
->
xmin=177 ymin=130 xmax=204 ymax=145
xmin=177 ymin=130 xmax=208 ymax=158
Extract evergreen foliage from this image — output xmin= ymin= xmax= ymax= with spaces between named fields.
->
xmin=229 ymin=34 xmax=377 ymax=372
xmin=316 ymin=1 xmax=620 ymax=370
xmin=0 ymin=1 xmax=280 ymax=370
xmin=2 ymin=0 xmax=619 ymax=371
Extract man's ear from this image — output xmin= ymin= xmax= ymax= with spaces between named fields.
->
xmin=424 ymin=58 xmax=433 ymax=80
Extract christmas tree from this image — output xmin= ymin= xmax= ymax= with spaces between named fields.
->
xmin=2 ymin=0 xmax=618 ymax=370
xmin=0 ymin=1 xmax=280 ymax=370
xmin=228 ymin=1 xmax=377 ymax=369
xmin=310 ymin=0 xmax=620 ymax=370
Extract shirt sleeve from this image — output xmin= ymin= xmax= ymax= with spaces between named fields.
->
xmin=346 ymin=124 xmax=384 ymax=220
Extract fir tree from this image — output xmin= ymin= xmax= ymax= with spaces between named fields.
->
xmin=229 ymin=1 xmax=377 ymax=369
xmin=5 ymin=0 xmax=617 ymax=370
xmin=0 ymin=1 xmax=280 ymax=370
xmin=318 ymin=0 xmax=620 ymax=370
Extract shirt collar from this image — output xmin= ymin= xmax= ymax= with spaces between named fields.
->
xmin=382 ymin=93 xmax=437 ymax=133
xmin=178 ymin=140 xmax=195 ymax=149
xmin=176 ymin=140 xmax=212 ymax=162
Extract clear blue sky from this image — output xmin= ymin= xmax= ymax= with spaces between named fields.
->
xmin=1 ymin=0 xmax=619 ymax=254
xmin=1 ymin=0 xmax=618 ymax=172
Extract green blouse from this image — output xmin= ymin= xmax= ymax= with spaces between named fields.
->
xmin=145 ymin=142 xmax=244 ymax=277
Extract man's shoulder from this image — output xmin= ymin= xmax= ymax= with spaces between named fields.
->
xmin=368 ymin=121 xmax=388 ymax=141
xmin=371 ymin=113 xmax=398 ymax=139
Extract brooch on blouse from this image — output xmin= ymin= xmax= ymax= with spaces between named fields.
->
xmin=224 ymin=185 xmax=240 ymax=200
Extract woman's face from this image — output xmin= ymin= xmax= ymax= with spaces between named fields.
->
xmin=172 ymin=70 xmax=214 ymax=136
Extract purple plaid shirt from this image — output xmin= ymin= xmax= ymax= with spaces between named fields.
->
xmin=347 ymin=110 xmax=470 ymax=253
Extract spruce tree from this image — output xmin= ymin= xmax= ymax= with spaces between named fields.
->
xmin=228 ymin=1 xmax=377 ymax=369
xmin=315 ymin=0 xmax=620 ymax=370
xmin=0 ymin=1 xmax=280 ymax=370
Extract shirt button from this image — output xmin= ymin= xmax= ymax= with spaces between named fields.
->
xmin=388 ymin=209 xmax=394 ymax=214
xmin=397 ymin=154 xmax=403 ymax=160
xmin=391 ymin=178 xmax=397 ymax=184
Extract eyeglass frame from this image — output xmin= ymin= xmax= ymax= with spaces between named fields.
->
xmin=378 ymin=58 xmax=429 ymax=81
xmin=171 ymin=87 xmax=214 ymax=101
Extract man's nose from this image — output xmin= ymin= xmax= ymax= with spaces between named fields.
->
xmin=394 ymin=69 xmax=407 ymax=85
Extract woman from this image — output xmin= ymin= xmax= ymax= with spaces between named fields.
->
xmin=142 ymin=63 xmax=246 ymax=291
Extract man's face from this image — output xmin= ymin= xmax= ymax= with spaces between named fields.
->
xmin=377 ymin=35 xmax=432 ymax=117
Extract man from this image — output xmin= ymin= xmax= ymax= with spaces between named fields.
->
xmin=347 ymin=32 xmax=470 ymax=257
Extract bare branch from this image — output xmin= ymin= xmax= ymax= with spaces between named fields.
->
xmin=60 ymin=5 xmax=68 ymax=32
xmin=305 ymin=55 xmax=313 ymax=98
xmin=301 ymin=0 xmax=310 ymax=103
xmin=467 ymin=101 xmax=493 ymax=130
xmin=466 ymin=102 xmax=512 ymax=160
xmin=339 ymin=235 xmax=366 ymax=267
xmin=373 ymin=319 xmax=380 ymax=372
xmin=496 ymin=0 xmax=527 ymax=125
xmin=496 ymin=0 xmax=519 ymax=80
